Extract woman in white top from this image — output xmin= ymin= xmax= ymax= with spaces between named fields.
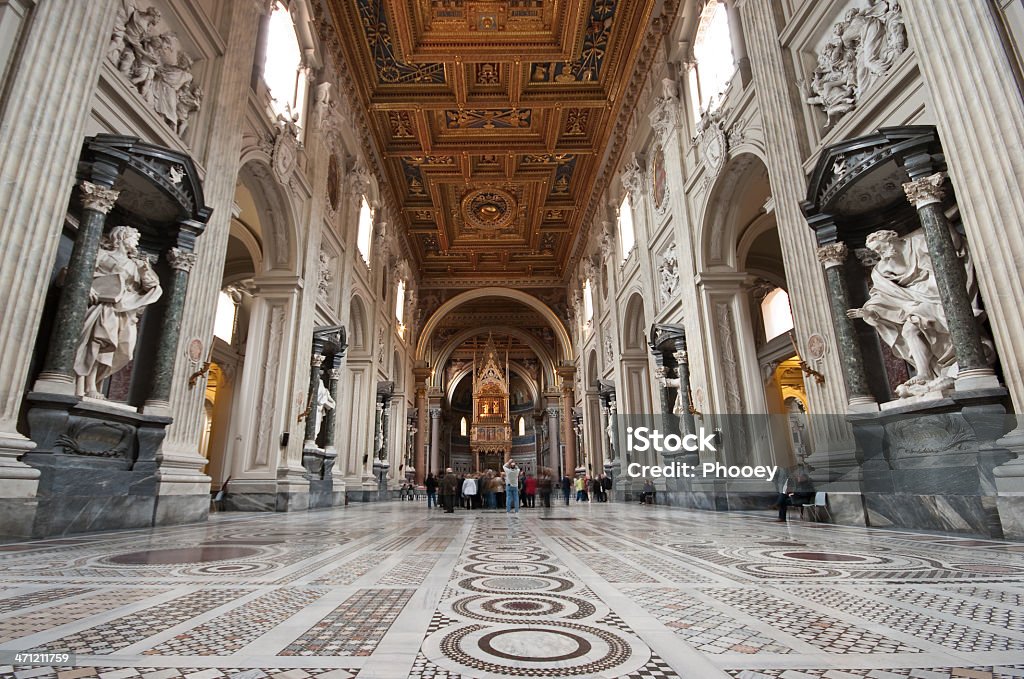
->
xmin=461 ymin=475 xmax=478 ymax=510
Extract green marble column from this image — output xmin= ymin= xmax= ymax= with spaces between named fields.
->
xmin=322 ymin=362 xmax=341 ymax=449
xmin=145 ymin=247 xmax=195 ymax=409
xmin=37 ymin=182 xmax=119 ymax=390
xmin=303 ymin=354 xmax=325 ymax=446
xmin=818 ymin=243 xmax=876 ymax=408
xmin=903 ymin=173 xmax=991 ymax=376
xmin=674 ymin=348 xmax=696 ymax=436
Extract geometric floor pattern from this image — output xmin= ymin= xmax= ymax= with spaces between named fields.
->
xmin=0 ymin=501 xmax=1023 ymax=678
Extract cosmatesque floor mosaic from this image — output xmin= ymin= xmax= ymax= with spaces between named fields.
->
xmin=1 ymin=502 xmax=1024 ymax=678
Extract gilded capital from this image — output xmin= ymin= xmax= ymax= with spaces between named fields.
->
xmin=903 ymin=172 xmax=946 ymax=209
xmin=167 ymin=247 xmax=197 ymax=272
xmin=80 ymin=181 xmax=120 ymax=214
xmin=311 ymin=353 xmax=325 ymax=368
xmin=817 ymin=242 xmax=848 ymax=269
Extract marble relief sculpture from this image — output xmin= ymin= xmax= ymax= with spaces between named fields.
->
xmin=107 ymin=0 xmax=203 ymax=136
xmin=74 ymin=226 xmax=163 ymax=399
xmin=847 ymin=229 xmax=990 ymax=398
xmin=806 ymin=0 xmax=907 ymax=124
xmin=658 ymin=244 xmax=679 ymax=303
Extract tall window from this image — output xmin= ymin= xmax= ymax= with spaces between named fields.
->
xmin=264 ymin=1 xmax=307 ymax=123
xmin=213 ymin=290 xmax=237 ymax=343
xmin=395 ymin=279 xmax=406 ymax=333
xmin=518 ymin=417 xmax=526 ymax=436
xmin=690 ymin=0 xmax=735 ymax=118
xmin=460 ymin=417 xmax=468 ymax=437
xmin=618 ymin=196 xmax=635 ymax=262
xmin=762 ymin=288 xmax=794 ymax=341
xmin=583 ymin=279 xmax=594 ymax=324
xmin=356 ymin=197 xmax=373 ymax=265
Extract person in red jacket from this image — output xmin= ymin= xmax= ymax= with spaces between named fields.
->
xmin=523 ymin=473 xmax=537 ymax=508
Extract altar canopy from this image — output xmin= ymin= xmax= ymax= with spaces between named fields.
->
xmin=470 ymin=335 xmax=512 ymax=468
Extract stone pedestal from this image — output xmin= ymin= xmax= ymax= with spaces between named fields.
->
xmin=846 ymin=389 xmax=1012 ymax=537
xmin=23 ymin=392 xmax=171 ymax=536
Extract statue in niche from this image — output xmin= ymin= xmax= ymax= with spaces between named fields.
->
xmin=658 ymin=244 xmax=679 ymax=303
xmin=847 ymin=229 xmax=991 ymax=398
xmin=314 ymin=377 xmax=336 ymax=440
xmin=805 ymin=24 xmax=856 ymax=124
xmin=481 ymin=401 xmax=489 ymax=415
xmin=74 ymin=226 xmax=162 ymax=399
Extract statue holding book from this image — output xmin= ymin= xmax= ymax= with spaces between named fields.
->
xmin=74 ymin=225 xmax=162 ymax=399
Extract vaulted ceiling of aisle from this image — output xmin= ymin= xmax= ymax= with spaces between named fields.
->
xmin=320 ymin=0 xmax=661 ymax=287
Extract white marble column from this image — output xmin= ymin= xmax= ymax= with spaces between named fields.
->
xmin=155 ymin=0 xmax=266 ymax=504
xmin=739 ymin=0 xmax=857 ymax=471
xmin=0 ymin=0 xmax=118 ymax=535
xmin=897 ymin=0 xmax=1024 ymax=533
xmin=429 ymin=407 xmax=442 ymax=478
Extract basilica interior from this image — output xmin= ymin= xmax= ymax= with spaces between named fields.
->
xmin=1 ymin=0 xmax=1024 ymax=677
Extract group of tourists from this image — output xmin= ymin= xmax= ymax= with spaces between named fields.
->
xmin=422 ymin=466 xmax=614 ymax=512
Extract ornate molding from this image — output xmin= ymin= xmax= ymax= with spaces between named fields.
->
xmin=620 ymin=153 xmax=645 ymax=201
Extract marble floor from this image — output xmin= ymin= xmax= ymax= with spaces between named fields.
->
xmin=1 ymin=502 xmax=1023 ymax=679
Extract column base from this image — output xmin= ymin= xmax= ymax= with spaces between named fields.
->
xmin=32 ymin=373 xmax=77 ymax=396
xmin=955 ymin=368 xmax=1001 ymax=392
xmin=847 ymin=396 xmax=879 ymax=413
xmin=0 ymin=432 xmax=40 ymax=542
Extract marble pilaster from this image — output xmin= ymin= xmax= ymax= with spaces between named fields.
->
xmin=0 ymin=0 xmax=117 ymax=538
xmin=739 ymin=0 xmax=857 ymax=466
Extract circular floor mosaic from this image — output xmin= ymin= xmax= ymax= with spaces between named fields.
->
xmin=448 ymin=594 xmax=602 ymax=622
xmin=459 ymin=575 xmax=577 ymax=593
xmin=463 ymin=561 xmax=560 ymax=576
xmin=106 ymin=545 xmax=263 ymax=565
xmin=422 ymin=622 xmax=650 ymax=677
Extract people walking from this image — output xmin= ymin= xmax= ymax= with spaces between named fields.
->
xmin=601 ymin=473 xmax=612 ymax=502
xmin=561 ymin=474 xmax=571 ymax=505
xmin=539 ymin=468 xmax=553 ymax=508
xmin=524 ymin=473 xmax=537 ymax=508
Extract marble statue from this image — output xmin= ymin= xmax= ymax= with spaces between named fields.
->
xmin=846 ymin=229 xmax=960 ymax=397
xmin=314 ymin=377 xmax=336 ymax=438
xmin=74 ymin=226 xmax=163 ymax=399
xmin=806 ymin=0 xmax=907 ymax=124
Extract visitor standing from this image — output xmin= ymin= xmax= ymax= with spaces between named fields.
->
xmin=561 ymin=474 xmax=571 ymax=505
xmin=441 ymin=468 xmax=458 ymax=513
xmin=524 ymin=473 xmax=537 ymax=508
xmin=425 ymin=472 xmax=438 ymax=509
xmin=462 ymin=474 xmax=478 ymax=510
xmin=503 ymin=460 xmax=521 ymax=513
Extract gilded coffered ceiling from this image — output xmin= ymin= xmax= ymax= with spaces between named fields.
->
xmin=320 ymin=0 xmax=660 ymax=286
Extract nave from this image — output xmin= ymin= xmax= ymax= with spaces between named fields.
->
xmin=0 ymin=503 xmax=1023 ymax=679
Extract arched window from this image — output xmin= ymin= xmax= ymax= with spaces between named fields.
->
xmin=618 ymin=196 xmax=635 ymax=262
xmin=213 ymin=290 xmax=237 ymax=343
xmin=518 ymin=417 xmax=526 ymax=437
xmin=264 ymin=1 xmax=307 ymax=124
xmin=762 ymin=288 xmax=794 ymax=341
xmin=460 ymin=417 xmax=468 ymax=437
xmin=356 ymin=197 xmax=373 ymax=265
xmin=689 ymin=0 xmax=735 ymax=118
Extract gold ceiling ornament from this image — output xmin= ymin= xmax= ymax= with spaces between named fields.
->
xmin=462 ymin=188 xmax=517 ymax=230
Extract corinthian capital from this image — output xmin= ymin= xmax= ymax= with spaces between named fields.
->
xmin=80 ymin=182 xmax=120 ymax=214
xmin=167 ymin=247 xmax=197 ymax=272
xmin=903 ymin=172 xmax=947 ymax=209
xmin=816 ymin=242 xmax=848 ymax=269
